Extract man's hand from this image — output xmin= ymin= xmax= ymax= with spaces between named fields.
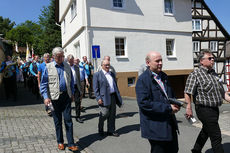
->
xmin=98 ymin=99 xmax=103 ymax=105
xmin=184 ymin=93 xmax=193 ymax=118
xmin=86 ymin=81 xmax=90 ymax=87
xmin=171 ymin=104 xmax=180 ymax=114
xmin=185 ymin=105 xmax=193 ymax=118
xmin=44 ymin=98 xmax=51 ymax=106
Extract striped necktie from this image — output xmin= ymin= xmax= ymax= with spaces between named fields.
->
xmin=154 ymin=75 xmax=167 ymax=96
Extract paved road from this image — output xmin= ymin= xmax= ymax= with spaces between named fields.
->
xmin=1 ymin=83 xmax=230 ymax=153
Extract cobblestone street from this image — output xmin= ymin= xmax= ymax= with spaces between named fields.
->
xmin=1 ymin=83 xmax=230 ymax=153
xmin=0 ymin=84 xmax=84 ymax=153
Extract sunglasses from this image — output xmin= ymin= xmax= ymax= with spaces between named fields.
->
xmin=203 ymin=57 xmax=215 ymax=61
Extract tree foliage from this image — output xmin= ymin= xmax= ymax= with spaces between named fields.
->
xmin=0 ymin=16 xmax=15 ymax=38
xmin=6 ymin=25 xmax=33 ymax=47
xmin=4 ymin=0 xmax=61 ymax=56
xmin=38 ymin=0 xmax=61 ymax=55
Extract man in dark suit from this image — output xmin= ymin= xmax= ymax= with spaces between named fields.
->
xmin=93 ymin=59 xmax=122 ymax=137
xmin=135 ymin=51 xmax=180 ymax=153
xmin=67 ymin=54 xmax=83 ymax=123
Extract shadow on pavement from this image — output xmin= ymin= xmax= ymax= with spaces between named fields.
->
xmin=116 ymin=124 xmax=140 ymax=135
xmin=79 ymin=123 xmax=140 ymax=150
xmin=79 ymin=133 xmax=106 ymax=150
xmin=116 ymin=112 xmax=138 ymax=119
xmin=80 ymin=113 xmax=99 ymax=121
xmin=0 ymin=83 xmax=43 ymax=107
xmin=205 ymin=143 xmax=230 ymax=153
xmin=84 ymin=105 xmax=98 ymax=111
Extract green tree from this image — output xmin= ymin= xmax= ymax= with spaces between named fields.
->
xmin=0 ymin=16 xmax=15 ymax=38
xmin=38 ymin=0 xmax=61 ymax=54
xmin=6 ymin=25 xmax=33 ymax=47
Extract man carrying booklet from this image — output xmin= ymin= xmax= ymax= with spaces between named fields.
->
xmin=184 ymin=50 xmax=230 ymax=153
xmin=136 ymin=51 xmax=180 ymax=153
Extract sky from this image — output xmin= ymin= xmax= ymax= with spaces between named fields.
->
xmin=0 ymin=0 xmax=229 ymax=34
xmin=0 ymin=0 xmax=50 ymax=25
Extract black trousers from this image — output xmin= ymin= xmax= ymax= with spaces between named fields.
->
xmin=192 ymin=105 xmax=224 ymax=153
xmin=3 ymin=75 xmax=17 ymax=100
xmin=74 ymin=85 xmax=81 ymax=118
xmin=148 ymin=127 xmax=178 ymax=153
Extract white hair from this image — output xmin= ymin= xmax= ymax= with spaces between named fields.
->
xmin=52 ymin=47 xmax=64 ymax=56
xmin=67 ymin=54 xmax=74 ymax=60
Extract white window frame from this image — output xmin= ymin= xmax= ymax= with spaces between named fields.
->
xmin=210 ymin=41 xmax=218 ymax=52
xmin=71 ymin=0 xmax=77 ymax=20
xmin=112 ymin=0 xmax=125 ymax=9
xmin=164 ymin=0 xmax=174 ymax=15
xmin=115 ymin=37 xmax=127 ymax=58
xmin=192 ymin=19 xmax=202 ymax=31
xmin=166 ymin=39 xmax=176 ymax=58
xmin=74 ymin=41 xmax=81 ymax=58
xmin=62 ymin=19 xmax=66 ymax=34
xmin=193 ymin=41 xmax=200 ymax=52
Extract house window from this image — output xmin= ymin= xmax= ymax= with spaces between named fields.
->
xmin=210 ymin=41 xmax=218 ymax=51
xmin=166 ymin=39 xmax=175 ymax=57
xmin=71 ymin=0 xmax=77 ymax=20
xmin=193 ymin=41 xmax=200 ymax=52
xmin=74 ymin=42 xmax=81 ymax=58
xmin=115 ymin=38 xmax=126 ymax=56
xmin=128 ymin=77 xmax=136 ymax=87
xmin=192 ymin=19 xmax=202 ymax=31
xmin=113 ymin=0 xmax=124 ymax=8
xmin=164 ymin=0 xmax=173 ymax=14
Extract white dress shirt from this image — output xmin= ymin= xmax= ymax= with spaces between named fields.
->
xmin=71 ymin=65 xmax=77 ymax=85
xmin=102 ymin=69 xmax=115 ymax=93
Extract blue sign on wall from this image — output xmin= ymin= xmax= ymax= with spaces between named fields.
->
xmin=92 ymin=45 xmax=100 ymax=58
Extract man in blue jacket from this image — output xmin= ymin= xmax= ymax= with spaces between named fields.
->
xmin=135 ymin=51 xmax=180 ymax=153
xmin=93 ymin=59 xmax=122 ymax=137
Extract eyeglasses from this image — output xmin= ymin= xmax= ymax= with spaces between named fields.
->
xmin=55 ymin=55 xmax=64 ymax=59
xmin=203 ymin=57 xmax=215 ymax=61
xmin=103 ymin=64 xmax=110 ymax=67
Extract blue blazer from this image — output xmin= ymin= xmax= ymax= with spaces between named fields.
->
xmin=135 ymin=68 xmax=178 ymax=141
xmin=93 ymin=70 xmax=122 ymax=107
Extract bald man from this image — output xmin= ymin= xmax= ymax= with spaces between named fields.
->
xmin=135 ymin=51 xmax=180 ymax=153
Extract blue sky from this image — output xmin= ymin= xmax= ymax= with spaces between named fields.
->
xmin=205 ymin=0 xmax=230 ymax=34
xmin=0 ymin=0 xmax=229 ymax=34
xmin=0 ymin=0 xmax=50 ymax=25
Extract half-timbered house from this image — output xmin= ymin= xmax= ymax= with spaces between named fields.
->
xmin=192 ymin=0 xmax=230 ymax=87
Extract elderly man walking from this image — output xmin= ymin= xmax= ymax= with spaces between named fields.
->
xmin=40 ymin=47 xmax=78 ymax=152
xmin=93 ymin=59 xmax=122 ymax=137
xmin=136 ymin=51 xmax=180 ymax=153
xmin=184 ymin=50 xmax=230 ymax=153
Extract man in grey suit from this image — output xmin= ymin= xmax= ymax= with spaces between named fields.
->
xmin=93 ymin=59 xmax=122 ymax=137
xmin=67 ymin=54 xmax=83 ymax=123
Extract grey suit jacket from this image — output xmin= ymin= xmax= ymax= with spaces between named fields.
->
xmin=93 ymin=70 xmax=122 ymax=107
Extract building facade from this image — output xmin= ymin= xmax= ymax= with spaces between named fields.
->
xmin=55 ymin=0 xmax=194 ymax=98
xmin=192 ymin=0 xmax=230 ymax=89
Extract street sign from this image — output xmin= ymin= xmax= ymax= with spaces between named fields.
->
xmin=92 ymin=45 xmax=100 ymax=58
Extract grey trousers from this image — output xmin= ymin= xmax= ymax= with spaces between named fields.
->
xmin=98 ymin=93 xmax=116 ymax=133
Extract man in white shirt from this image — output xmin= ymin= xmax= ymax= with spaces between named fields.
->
xmin=93 ymin=59 xmax=122 ymax=137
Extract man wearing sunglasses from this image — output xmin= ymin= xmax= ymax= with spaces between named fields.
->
xmin=184 ymin=50 xmax=228 ymax=153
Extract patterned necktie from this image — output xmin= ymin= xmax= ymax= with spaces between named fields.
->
xmin=154 ymin=75 xmax=167 ymax=96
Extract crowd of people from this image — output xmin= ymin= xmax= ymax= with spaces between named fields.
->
xmin=1 ymin=47 xmax=230 ymax=153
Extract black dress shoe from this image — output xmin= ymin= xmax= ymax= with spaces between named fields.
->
xmin=107 ymin=132 xmax=119 ymax=137
xmin=76 ymin=118 xmax=84 ymax=123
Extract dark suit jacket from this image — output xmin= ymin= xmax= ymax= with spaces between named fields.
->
xmin=73 ymin=65 xmax=81 ymax=94
xmin=135 ymin=68 xmax=178 ymax=141
xmin=93 ymin=70 xmax=122 ymax=107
